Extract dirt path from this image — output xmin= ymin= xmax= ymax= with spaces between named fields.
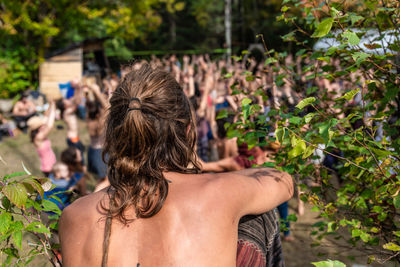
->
xmin=281 ymin=200 xmax=397 ymax=267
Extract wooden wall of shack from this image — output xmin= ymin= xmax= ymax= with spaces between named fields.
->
xmin=39 ymin=48 xmax=83 ymax=100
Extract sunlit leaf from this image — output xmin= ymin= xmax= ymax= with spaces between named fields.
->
xmin=0 ymin=212 xmax=12 ymax=234
xmin=302 ymin=145 xmax=315 ymax=159
xmin=311 ymin=18 xmax=334 ymax=38
xmin=275 ymin=127 xmax=285 ymax=143
xmin=12 ymin=231 xmax=22 ymax=250
xmin=296 ymin=97 xmax=316 ymax=110
xmin=311 ymin=260 xmax=346 ymax=267
xmin=241 ymin=98 xmax=252 ymax=106
xmin=342 ymin=31 xmax=360 ymax=46
xmin=25 ymin=222 xmax=51 ymax=234
xmin=383 ymin=242 xmax=400 ymax=252
xmin=336 ymin=88 xmax=360 ymax=101
xmin=2 ymin=183 xmax=28 ymax=208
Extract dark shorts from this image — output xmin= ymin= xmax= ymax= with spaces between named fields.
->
xmin=87 ymin=146 xmax=107 ymax=180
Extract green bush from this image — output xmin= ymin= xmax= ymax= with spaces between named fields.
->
xmin=0 ymin=169 xmax=61 ymax=266
xmin=222 ymin=0 xmax=400 ymax=264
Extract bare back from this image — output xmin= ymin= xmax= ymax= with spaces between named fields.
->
xmin=64 ymin=110 xmax=79 ymax=139
xmin=59 ymin=168 xmax=293 ymax=267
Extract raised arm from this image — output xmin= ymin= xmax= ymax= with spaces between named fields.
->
xmin=35 ymin=101 xmax=56 ymax=141
xmin=88 ymin=83 xmax=109 ymax=109
xmin=187 ymin=65 xmax=195 ymax=98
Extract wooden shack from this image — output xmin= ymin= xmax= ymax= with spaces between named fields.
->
xmin=39 ymin=38 xmax=109 ymax=99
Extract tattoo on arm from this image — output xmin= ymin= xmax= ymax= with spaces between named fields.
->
xmin=247 ymin=169 xmax=283 ymax=183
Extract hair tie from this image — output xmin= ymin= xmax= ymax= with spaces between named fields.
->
xmin=128 ymin=97 xmax=141 ymax=112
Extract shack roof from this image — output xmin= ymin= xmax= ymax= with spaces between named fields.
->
xmin=44 ymin=37 xmax=108 ymax=59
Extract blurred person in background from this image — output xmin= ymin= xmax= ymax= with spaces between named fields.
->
xmin=57 ymin=80 xmax=85 ymax=166
xmin=85 ymin=82 xmax=109 ymax=189
xmin=13 ymin=91 xmax=37 ymax=132
xmin=27 ymin=101 xmax=56 ymax=177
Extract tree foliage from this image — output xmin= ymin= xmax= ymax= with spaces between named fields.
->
xmin=0 ymin=0 xmax=184 ymax=98
xmin=0 ymin=169 xmax=62 ymax=266
xmin=224 ymin=0 xmax=400 ymax=264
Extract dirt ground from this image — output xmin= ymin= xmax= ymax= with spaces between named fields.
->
xmin=0 ymin=120 xmax=398 ymax=267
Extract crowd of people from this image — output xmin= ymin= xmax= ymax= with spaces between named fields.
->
xmin=1 ymin=53 xmax=364 ymax=266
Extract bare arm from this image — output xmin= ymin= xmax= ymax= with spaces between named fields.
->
xmin=187 ymin=65 xmax=195 ymax=98
xmin=197 ymin=71 xmax=212 ymax=118
xmin=89 ymin=83 xmax=109 ymax=109
xmin=218 ymin=167 xmax=294 ymax=217
xmin=201 ymin=157 xmax=242 ymax=172
xmin=35 ymin=101 xmax=56 ymax=141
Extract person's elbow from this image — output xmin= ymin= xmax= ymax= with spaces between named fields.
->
xmin=281 ymin=171 xmax=294 ymax=202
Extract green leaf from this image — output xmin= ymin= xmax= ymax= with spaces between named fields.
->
xmin=0 ymin=212 xmax=12 ymax=234
xmin=360 ymin=232 xmax=371 ymax=242
xmin=311 ymin=259 xmax=346 ymax=267
xmin=245 ymin=75 xmax=255 ymax=82
xmin=378 ymin=212 xmax=387 ymax=222
xmin=336 ymin=88 xmax=360 ymax=101
xmin=289 ymin=140 xmax=306 ymax=158
xmin=216 ymin=109 xmax=228 ymax=120
xmin=22 ymin=177 xmax=44 ymax=198
xmin=393 ymin=231 xmax=400 ymax=237
xmin=393 ymin=195 xmax=400 ymax=209
xmin=342 ymin=31 xmax=360 ymax=46
xmin=224 ymin=73 xmax=233 ymax=79
xmin=352 ymin=52 xmax=370 ymax=65
xmin=318 ymin=123 xmax=330 ymax=144
xmin=241 ymin=98 xmax=252 ymax=106
xmin=41 ymin=199 xmax=61 ymax=215
xmin=281 ymin=5 xmax=289 ymax=12
xmin=291 ymin=135 xmax=299 ymax=147
xmin=3 ymin=172 xmax=26 ymax=181
xmin=372 ymin=205 xmax=383 ymax=213
xmin=25 ymin=221 xmax=51 ymax=234
xmin=350 ymin=14 xmax=363 ymax=25
xmin=352 ymin=229 xmax=361 ymax=237
xmin=327 ymin=222 xmax=337 ymax=232
xmin=326 ymin=46 xmax=337 ymax=56
xmin=296 ymin=97 xmax=316 ymax=110
xmin=302 ymin=145 xmax=315 ymax=159
xmin=311 ymin=206 xmax=320 ymax=212
xmin=304 ymin=113 xmax=316 ymax=123
xmin=1 ymin=196 xmax=11 ymax=210
xmin=287 ymin=214 xmax=298 ymax=222
xmin=295 ymin=49 xmax=306 ymax=56
xmin=311 ymin=18 xmax=334 ymax=38
xmin=383 ymin=242 xmax=400 ymax=252
xmin=174 ymin=1 xmax=185 ymax=11
xmin=275 ymin=127 xmax=285 ymax=143
xmin=12 ymin=230 xmax=22 ymax=250
xmin=289 ymin=116 xmax=302 ymax=125
xmin=264 ymin=57 xmax=278 ymax=65
xmin=2 ymin=183 xmax=28 ymax=208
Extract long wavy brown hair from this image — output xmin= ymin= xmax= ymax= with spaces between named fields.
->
xmin=102 ymin=64 xmax=200 ymax=223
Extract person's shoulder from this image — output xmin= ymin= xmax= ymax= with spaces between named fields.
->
xmin=60 ymin=189 xmax=107 ymax=226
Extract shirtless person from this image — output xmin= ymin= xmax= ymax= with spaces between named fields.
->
xmin=59 ymin=64 xmax=293 ymax=267
xmin=12 ymin=91 xmax=36 ymax=132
